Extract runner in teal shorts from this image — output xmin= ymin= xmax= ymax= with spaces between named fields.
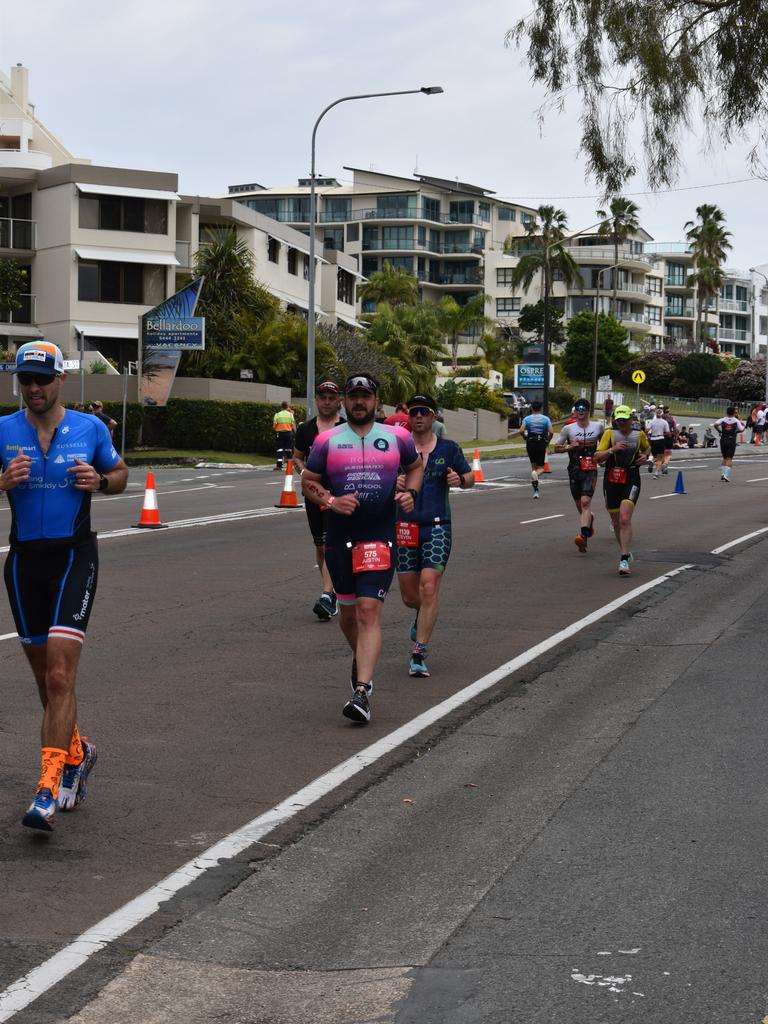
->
xmin=396 ymin=394 xmax=474 ymax=677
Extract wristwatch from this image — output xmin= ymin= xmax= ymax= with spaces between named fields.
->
xmin=407 ymin=488 xmax=418 ymax=501
xmin=98 ymin=475 xmax=109 ymax=492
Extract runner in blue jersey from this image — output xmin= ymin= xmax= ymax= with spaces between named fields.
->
xmin=396 ymin=394 xmax=474 ymax=677
xmin=519 ymin=400 xmax=553 ymax=498
xmin=0 ymin=342 xmax=128 ymax=831
xmin=303 ymin=374 xmax=423 ymax=724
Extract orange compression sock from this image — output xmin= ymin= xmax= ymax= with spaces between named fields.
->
xmin=66 ymin=724 xmax=84 ymax=767
xmin=37 ymin=747 xmax=68 ymax=798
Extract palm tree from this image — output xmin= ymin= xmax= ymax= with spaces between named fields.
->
xmin=685 ymin=205 xmax=732 ymax=351
xmin=596 ymin=197 xmax=641 ymax=316
xmin=435 ymin=293 xmax=493 ymax=370
xmin=358 ymin=260 xmax=419 ymax=309
xmin=505 ymin=206 xmax=582 ymax=411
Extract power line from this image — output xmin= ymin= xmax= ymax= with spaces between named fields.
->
xmin=496 ymin=177 xmax=763 ymax=202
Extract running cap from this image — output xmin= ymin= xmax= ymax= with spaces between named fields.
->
xmin=316 ymin=380 xmax=340 ymax=394
xmin=13 ymin=341 xmax=64 ymax=377
xmin=344 ymin=373 xmax=378 ymax=394
xmin=614 ymin=404 xmax=633 ymax=420
xmin=407 ymin=394 xmax=438 ymax=413
xmin=574 ymin=398 xmax=591 ymax=411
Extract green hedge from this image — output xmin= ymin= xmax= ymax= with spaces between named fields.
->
xmin=1 ymin=400 xmax=306 ymax=455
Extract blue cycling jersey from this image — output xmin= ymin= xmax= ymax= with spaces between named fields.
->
xmin=522 ymin=413 xmax=553 ymax=441
xmin=398 ymin=438 xmax=470 ymax=526
xmin=0 ymin=409 xmax=119 ymax=545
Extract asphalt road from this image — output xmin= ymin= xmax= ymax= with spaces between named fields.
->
xmin=2 ymin=444 xmax=768 ymax=1021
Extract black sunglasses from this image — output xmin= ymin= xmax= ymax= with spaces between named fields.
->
xmin=17 ymin=373 xmax=57 ymax=386
xmin=408 ymin=407 xmax=433 ymax=417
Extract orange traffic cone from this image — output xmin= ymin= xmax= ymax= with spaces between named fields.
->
xmin=133 ymin=471 xmax=167 ymax=529
xmin=542 ymin=459 xmax=552 ymax=474
xmin=275 ymin=459 xmax=303 ymax=508
xmin=471 ymin=448 xmax=484 ymax=482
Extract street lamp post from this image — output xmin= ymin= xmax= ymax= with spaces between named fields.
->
xmin=591 ymin=262 xmax=624 ymax=410
xmin=749 ymin=267 xmax=768 ymax=404
xmin=306 ymin=86 xmax=444 ymax=417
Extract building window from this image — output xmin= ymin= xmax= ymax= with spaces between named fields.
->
xmin=268 ymin=237 xmax=280 ymax=263
xmin=647 ymin=277 xmax=662 ymax=296
xmin=384 ymin=256 xmax=414 ymax=272
xmin=478 ymin=202 xmax=491 ymax=222
xmin=521 ymin=212 xmax=535 ymax=227
xmin=760 ymin=316 xmax=768 ymax=335
xmin=498 ymin=207 xmax=516 ymax=221
xmin=377 ymin=193 xmax=416 ymax=217
xmin=647 ymin=307 xmax=662 ymax=326
xmin=324 ymin=227 xmax=344 ymax=251
xmin=287 ymin=248 xmax=298 ymax=275
xmin=429 ymin=229 xmax=440 ymax=252
xmin=473 ymin=231 xmax=485 ymax=250
xmin=496 ymin=297 xmax=520 ymax=317
xmin=302 ymin=254 xmax=310 ymax=280
xmin=666 ymin=262 xmax=686 ymax=286
xmin=382 ymin=226 xmax=413 ymax=249
xmin=346 ymin=223 xmax=359 ymax=243
xmin=448 ymin=200 xmax=474 ymax=224
xmin=361 ymin=257 xmax=378 ymax=277
xmin=337 ymin=269 xmax=355 ymax=305
xmin=78 ymin=195 xmax=168 ymax=234
xmin=362 ymin=226 xmax=379 ymax=250
xmin=496 ymin=268 xmax=514 ymax=287
xmin=417 ymin=225 xmax=426 ymax=246
xmin=422 ymin=197 xmax=440 ymax=221
xmin=77 ymin=260 xmax=160 ymax=304
xmin=736 ymin=285 xmax=749 ymax=303
xmin=325 ymin=197 xmax=351 ymax=222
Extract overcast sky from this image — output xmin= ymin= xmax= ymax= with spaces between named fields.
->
xmin=4 ymin=0 xmax=766 ymax=273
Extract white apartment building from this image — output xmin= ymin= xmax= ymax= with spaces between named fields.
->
xmin=0 ymin=65 xmax=360 ymax=372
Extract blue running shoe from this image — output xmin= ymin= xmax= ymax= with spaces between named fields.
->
xmin=58 ymin=740 xmax=98 ymax=811
xmin=409 ymin=653 xmax=430 ymax=677
xmin=22 ymin=788 xmax=56 ymax=832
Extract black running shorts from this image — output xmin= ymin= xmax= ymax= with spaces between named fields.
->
xmin=526 ymin=440 xmax=548 ymax=467
xmin=568 ymin=469 xmax=597 ymax=502
xmin=4 ymin=535 xmax=99 ymax=645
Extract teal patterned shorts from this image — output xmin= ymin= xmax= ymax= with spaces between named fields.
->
xmin=396 ymin=524 xmax=452 ymax=574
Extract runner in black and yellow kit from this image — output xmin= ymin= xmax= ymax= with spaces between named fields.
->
xmin=595 ymin=404 xmax=650 ymax=576
xmin=554 ymin=398 xmax=603 ymax=554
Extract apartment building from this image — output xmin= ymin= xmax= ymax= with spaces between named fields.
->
xmin=227 ymin=167 xmax=536 ymax=371
xmin=0 ymin=65 xmax=360 ymax=372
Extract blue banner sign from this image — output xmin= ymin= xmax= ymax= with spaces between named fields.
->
xmin=143 ymin=316 xmax=205 ymax=350
xmin=514 ymin=363 xmax=555 ymax=388
xmin=0 ymin=363 xmax=17 ymax=372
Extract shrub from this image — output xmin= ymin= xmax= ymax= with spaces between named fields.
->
xmin=436 ymin=380 xmax=508 ymax=415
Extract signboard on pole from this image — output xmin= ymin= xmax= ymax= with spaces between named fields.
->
xmin=514 ymin=363 xmax=555 ymax=388
xmin=239 ymin=369 xmax=254 ymax=380
xmin=139 ymin=278 xmax=205 ymax=407
xmin=597 ymin=375 xmax=612 ymax=391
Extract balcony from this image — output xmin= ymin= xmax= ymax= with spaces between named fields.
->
xmin=620 ymin=312 xmax=649 ymax=324
xmin=563 ymin=244 xmax=653 ymax=266
xmin=665 ymin=305 xmax=695 ymax=318
xmin=0 ymin=293 xmax=35 ymax=324
xmin=665 ymin=277 xmax=689 ymax=288
xmin=720 ymin=298 xmax=749 ymax=313
xmin=361 ymin=238 xmax=482 ymax=257
xmin=425 ymin=270 xmax=483 ymax=287
xmin=353 ymin=206 xmax=484 ymax=226
xmin=719 ymin=327 xmax=751 ymax=342
xmin=0 ymin=217 xmax=36 ymax=250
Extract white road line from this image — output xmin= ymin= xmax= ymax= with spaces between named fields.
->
xmin=95 ymin=484 xmax=226 ymax=503
xmin=746 ymin=477 xmax=768 ymax=483
xmin=520 ymin=514 xmax=564 ymax=525
xmin=0 ymin=631 xmax=18 ymax=641
xmin=649 ymin=493 xmax=680 ymax=500
xmin=711 ymin=526 xmax=768 ymax=555
xmin=0 ymin=561 xmax=694 ymax=1023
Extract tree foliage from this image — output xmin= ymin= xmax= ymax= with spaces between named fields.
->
xmin=684 ymin=204 xmax=732 ymax=350
xmin=670 ymin=352 xmax=726 ymax=397
xmin=358 ymin=261 xmax=419 ymax=308
xmin=508 ymin=1 xmax=768 ymax=190
xmin=434 ymin=293 xmax=493 ymax=369
xmin=518 ymin=301 xmax=566 ymax=347
xmin=712 ymin=358 xmax=768 ymax=401
xmin=596 ymin=197 xmax=641 ymax=315
xmin=562 ymin=310 xmax=630 ymax=379
xmin=436 ymin=379 xmax=509 ymax=415
xmin=0 ymin=259 xmax=28 ymax=314
xmin=620 ymin=350 xmax=686 ymax=392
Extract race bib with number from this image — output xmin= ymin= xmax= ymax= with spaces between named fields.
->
xmin=608 ymin=466 xmax=628 ymax=484
xmin=579 ymin=456 xmax=597 ymax=471
xmin=351 ymin=541 xmax=392 ymax=573
xmin=396 ymin=521 xmax=420 ymax=548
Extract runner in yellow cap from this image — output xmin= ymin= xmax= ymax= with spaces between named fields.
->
xmin=595 ymin=405 xmax=650 ymax=576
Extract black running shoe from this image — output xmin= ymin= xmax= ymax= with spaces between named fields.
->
xmin=313 ymin=597 xmax=331 ymax=621
xmin=343 ymin=685 xmax=371 ymax=723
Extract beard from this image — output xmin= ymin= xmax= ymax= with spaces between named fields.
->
xmin=347 ymin=404 xmax=375 ymax=425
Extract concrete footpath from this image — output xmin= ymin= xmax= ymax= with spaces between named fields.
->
xmin=37 ymin=540 xmax=768 ymax=1021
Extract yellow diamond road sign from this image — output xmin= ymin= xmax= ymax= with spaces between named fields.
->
xmin=632 ymin=369 xmax=646 ymax=384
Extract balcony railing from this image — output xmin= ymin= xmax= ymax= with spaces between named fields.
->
xmin=620 ymin=312 xmax=648 ymax=324
xmin=0 ymin=217 xmax=36 ymax=249
xmin=353 ymin=206 xmax=484 ymax=226
xmin=426 ymin=271 xmax=483 ymax=286
xmin=665 ymin=276 xmax=689 ymax=287
xmin=0 ymin=292 xmax=35 ymax=324
xmin=719 ymin=327 xmax=751 ymax=342
xmin=720 ymin=298 xmax=749 ymax=312
xmin=564 ymin=245 xmax=653 ymax=264
xmin=665 ymin=305 xmax=695 ymax=317
xmin=361 ymin=238 xmax=482 ymax=256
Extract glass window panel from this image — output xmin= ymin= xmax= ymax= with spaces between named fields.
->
xmin=99 ymin=197 xmax=122 ymax=230
xmin=422 ymin=197 xmax=440 ymax=221
xmin=346 ymin=223 xmax=359 ymax=242
xmin=144 ymin=199 xmax=168 ymax=234
xmin=100 ymin=262 xmax=121 ymax=302
xmin=79 ymin=196 xmax=100 ymax=229
xmin=143 ymin=265 xmax=165 ymax=305
xmin=78 ymin=262 xmax=99 ymax=301
xmin=122 ymin=263 xmax=143 ymax=303
xmin=122 ymin=198 xmax=144 ymax=233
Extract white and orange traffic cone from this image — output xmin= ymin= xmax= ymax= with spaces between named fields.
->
xmin=275 ymin=459 xmax=303 ymax=509
xmin=133 ymin=471 xmax=167 ymax=529
xmin=471 ymin=448 xmax=485 ymax=483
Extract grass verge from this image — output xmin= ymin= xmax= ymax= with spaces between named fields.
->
xmin=125 ymin=449 xmax=274 ymax=466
